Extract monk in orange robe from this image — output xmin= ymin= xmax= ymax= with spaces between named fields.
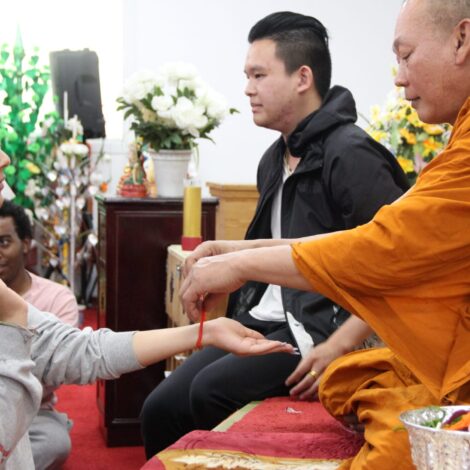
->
xmin=180 ymin=0 xmax=470 ymax=468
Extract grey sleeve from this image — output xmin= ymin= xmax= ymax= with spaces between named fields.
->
xmin=0 ymin=322 xmax=42 ymax=466
xmin=28 ymin=305 xmax=143 ymax=388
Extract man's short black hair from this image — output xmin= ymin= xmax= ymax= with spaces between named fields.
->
xmin=248 ymin=11 xmax=332 ymax=99
xmin=0 ymin=200 xmax=33 ymax=240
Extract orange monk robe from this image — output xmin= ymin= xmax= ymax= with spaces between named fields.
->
xmin=291 ymin=97 xmax=470 ymax=468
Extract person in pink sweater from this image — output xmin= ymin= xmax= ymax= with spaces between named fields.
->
xmin=0 ymin=200 xmax=79 ymax=469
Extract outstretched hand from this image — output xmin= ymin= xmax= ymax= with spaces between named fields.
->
xmin=285 ymin=341 xmax=344 ymax=400
xmin=203 ymin=317 xmax=295 ymax=356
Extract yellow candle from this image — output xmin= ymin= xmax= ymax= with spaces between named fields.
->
xmin=183 ymin=185 xmax=201 ymax=237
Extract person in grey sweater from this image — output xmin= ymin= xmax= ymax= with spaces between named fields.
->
xmin=0 ymin=281 xmax=293 ymax=470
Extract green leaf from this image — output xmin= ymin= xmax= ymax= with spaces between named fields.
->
xmin=4 ymin=165 xmax=16 ymax=175
xmin=19 ymin=168 xmax=31 ymax=180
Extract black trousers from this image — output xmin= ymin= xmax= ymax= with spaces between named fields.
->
xmin=140 ymin=312 xmax=300 ymax=459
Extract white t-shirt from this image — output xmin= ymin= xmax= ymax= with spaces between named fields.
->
xmin=249 ymin=165 xmax=289 ymax=322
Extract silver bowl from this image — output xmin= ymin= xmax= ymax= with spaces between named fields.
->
xmin=400 ymin=405 xmax=470 ymax=470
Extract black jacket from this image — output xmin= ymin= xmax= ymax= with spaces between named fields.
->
xmin=227 ymin=86 xmax=409 ymax=346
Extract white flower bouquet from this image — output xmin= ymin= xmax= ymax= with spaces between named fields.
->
xmin=117 ymin=62 xmax=237 ymax=151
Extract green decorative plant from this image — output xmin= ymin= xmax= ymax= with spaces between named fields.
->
xmin=0 ymin=30 xmax=65 ymax=208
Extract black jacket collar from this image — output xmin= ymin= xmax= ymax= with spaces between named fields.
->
xmin=287 ymin=85 xmax=358 ymax=159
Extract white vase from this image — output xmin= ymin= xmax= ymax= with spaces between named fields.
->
xmin=148 ymin=149 xmax=192 ymax=198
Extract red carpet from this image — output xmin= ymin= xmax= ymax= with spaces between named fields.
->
xmin=55 ymin=309 xmax=147 ymax=469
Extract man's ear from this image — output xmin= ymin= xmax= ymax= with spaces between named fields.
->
xmin=454 ymin=19 xmax=470 ymax=65
xmin=297 ymin=65 xmax=314 ymax=93
xmin=22 ymin=238 xmax=31 ymax=256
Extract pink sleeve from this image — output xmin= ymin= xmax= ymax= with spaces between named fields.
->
xmin=48 ymin=289 xmax=80 ymax=327
xmin=24 ymin=274 xmax=80 ymax=327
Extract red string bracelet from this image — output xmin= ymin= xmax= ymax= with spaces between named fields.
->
xmin=195 ymin=295 xmax=206 ymax=349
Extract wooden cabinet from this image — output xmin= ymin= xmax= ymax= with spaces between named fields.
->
xmin=96 ymin=196 xmax=217 ymax=446
xmin=165 ymin=245 xmax=227 ymax=372
xmin=206 ymin=182 xmax=258 ymax=240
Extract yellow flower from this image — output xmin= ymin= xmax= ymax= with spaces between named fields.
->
xmin=365 ymin=70 xmax=451 ymax=183
xmin=25 ymin=162 xmax=40 ymax=174
xmin=370 ymin=105 xmax=381 ymax=122
xmin=395 ymin=107 xmax=408 ymax=121
xmin=369 ymin=129 xmax=388 ymax=143
xmin=406 ymin=109 xmax=422 ymax=127
xmin=397 ymin=156 xmax=414 ymax=173
xmin=399 ymin=128 xmax=417 ymax=145
xmin=422 ymin=138 xmax=441 ymax=157
xmin=422 ymin=123 xmax=444 ymax=136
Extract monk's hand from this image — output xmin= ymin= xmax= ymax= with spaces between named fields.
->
xmin=285 ymin=341 xmax=342 ymax=400
xmin=182 ymin=240 xmax=246 ymax=277
xmin=0 ymin=279 xmax=28 ymax=327
xmin=180 ymin=252 xmax=246 ymax=322
xmin=338 ymin=414 xmax=365 ymax=433
xmin=203 ymin=317 xmax=295 ymax=356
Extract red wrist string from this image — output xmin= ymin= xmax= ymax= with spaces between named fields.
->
xmin=195 ymin=296 xmax=206 ymax=349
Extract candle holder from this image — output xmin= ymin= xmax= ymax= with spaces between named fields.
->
xmin=181 ymin=171 xmax=202 ymax=251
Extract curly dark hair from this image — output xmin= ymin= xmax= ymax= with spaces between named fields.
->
xmin=0 ymin=200 xmax=33 ymax=240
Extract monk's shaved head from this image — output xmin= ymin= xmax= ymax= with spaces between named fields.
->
xmin=414 ymin=0 xmax=470 ymax=33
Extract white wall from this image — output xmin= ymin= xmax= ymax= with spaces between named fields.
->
xmin=2 ymin=0 xmax=123 ymax=142
xmin=122 ymin=0 xmax=404 ymax=192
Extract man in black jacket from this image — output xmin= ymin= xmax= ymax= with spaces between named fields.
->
xmin=141 ymin=11 xmax=409 ymax=458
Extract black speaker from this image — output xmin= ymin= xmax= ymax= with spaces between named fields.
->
xmin=49 ymin=49 xmax=106 ymax=139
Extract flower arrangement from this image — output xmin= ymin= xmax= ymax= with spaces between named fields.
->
xmin=117 ymin=62 xmax=237 ymax=152
xmin=365 ymin=84 xmax=451 ymax=184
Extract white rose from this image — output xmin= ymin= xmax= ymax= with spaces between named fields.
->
xmin=171 ymin=97 xmax=208 ymax=137
xmin=156 ymin=109 xmax=177 ymax=128
xmin=206 ymin=91 xmax=229 ymax=121
xmin=177 ymin=77 xmax=201 ymax=92
xmin=197 ymin=88 xmax=228 ymax=121
xmin=151 ymin=95 xmax=173 ymax=112
xmin=122 ymin=70 xmax=162 ymax=103
xmin=160 ymin=62 xmax=198 ymax=86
